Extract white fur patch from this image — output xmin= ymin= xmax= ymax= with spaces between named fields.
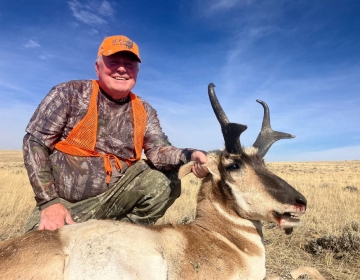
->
xmin=244 ymin=146 xmax=259 ymax=156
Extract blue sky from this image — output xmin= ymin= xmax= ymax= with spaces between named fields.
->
xmin=0 ymin=0 xmax=359 ymax=162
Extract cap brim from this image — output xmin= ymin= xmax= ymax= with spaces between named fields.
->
xmin=101 ymin=50 xmax=141 ymax=63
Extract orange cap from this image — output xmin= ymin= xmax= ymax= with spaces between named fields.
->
xmin=97 ymin=35 xmax=141 ymax=62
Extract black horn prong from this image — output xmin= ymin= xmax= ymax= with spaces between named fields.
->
xmin=222 ymin=123 xmax=247 ymax=154
xmin=253 ymin=100 xmax=295 ymax=158
xmin=208 ymin=83 xmax=247 ymax=154
xmin=208 ymin=83 xmax=230 ymax=126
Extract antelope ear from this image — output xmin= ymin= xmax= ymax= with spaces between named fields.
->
xmin=178 ymin=161 xmax=195 ymax=179
xmin=205 ymin=155 xmax=221 ymax=182
xmin=206 ymin=165 xmax=220 ymax=182
xmin=178 ymin=158 xmax=218 ymax=180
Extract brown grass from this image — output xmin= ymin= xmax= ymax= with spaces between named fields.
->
xmin=0 ymin=150 xmax=359 ymax=279
xmin=0 ymin=151 xmax=35 ymax=239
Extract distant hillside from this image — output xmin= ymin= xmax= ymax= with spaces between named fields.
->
xmin=0 ymin=150 xmax=23 ymax=163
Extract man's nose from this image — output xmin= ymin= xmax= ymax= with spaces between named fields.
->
xmin=116 ymin=64 xmax=127 ymax=72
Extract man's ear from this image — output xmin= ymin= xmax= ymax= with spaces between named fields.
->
xmin=95 ymin=61 xmax=100 ymax=78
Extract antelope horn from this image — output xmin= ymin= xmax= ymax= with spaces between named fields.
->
xmin=252 ymin=99 xmax=295 ymax=158
xmin=208 ymin=83 xmax=247 ymax=154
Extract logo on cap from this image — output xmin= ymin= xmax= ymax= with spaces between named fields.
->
xmin=111 ymin=38 xmax=134 ymax=50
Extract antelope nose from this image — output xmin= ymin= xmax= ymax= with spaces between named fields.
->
xmin=295 ymin=197 xmax=307 ymax=207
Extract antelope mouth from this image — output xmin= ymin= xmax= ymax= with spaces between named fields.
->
xmin=280 ymin=211 xmax=302 ymax=222
xmin=273 ymin=208 xmax=306 ymax=235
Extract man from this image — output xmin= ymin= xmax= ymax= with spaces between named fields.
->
xmin=23 ymin=35 xmax=208 ymax=232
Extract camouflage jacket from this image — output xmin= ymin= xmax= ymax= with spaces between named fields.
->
xmin=23 ymin=80 xmax=194 ymax=208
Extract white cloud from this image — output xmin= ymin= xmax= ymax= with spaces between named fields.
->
xmin=0 ymin=80 xmax=28 ymax=93
xmin=88 ymin=28 xmax=99 ymax=35
xmin=39 ymin=54 xmax=55 ymax=60
xmin=67 ymin=0 xmax=114 ymax=26
xmin=205 ymin=0 xmax=254 ymax=14
xmin=23 ymin=40 xmax=41 ymax=48
xmin=99 ymin=1 xmax=114 ymax=16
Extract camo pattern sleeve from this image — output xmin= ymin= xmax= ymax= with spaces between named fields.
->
xmin=23 ymin=133 xmax=60 ymax=205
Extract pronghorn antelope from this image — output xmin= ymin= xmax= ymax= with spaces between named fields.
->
xmin=0 ymin=83 xmax=307 ymax=280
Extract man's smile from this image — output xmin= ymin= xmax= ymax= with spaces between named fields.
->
xmin=112 ymin=76 xmax=129 ymax=81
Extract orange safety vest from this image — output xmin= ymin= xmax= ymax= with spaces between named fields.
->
xmin=55 ymin=80 xmax=147 ymax=184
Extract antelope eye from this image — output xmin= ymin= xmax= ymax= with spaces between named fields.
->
xmin=226 ymin=163 xmax=240 ymax=171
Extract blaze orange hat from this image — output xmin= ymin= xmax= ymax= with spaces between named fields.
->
xmin=97 ymin=35 xmax=141 ymax=62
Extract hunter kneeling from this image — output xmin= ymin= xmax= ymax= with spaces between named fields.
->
xmin=23 ymin=35 xmax=209 ymax=232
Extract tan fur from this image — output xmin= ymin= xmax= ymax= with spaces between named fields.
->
xmin=0 ymin=230 xmax=66 ymax=279
xmin=178 ymin=160 xmax=195 ymax=179
xmin=0 ymin=149 xmax=307 ymax=280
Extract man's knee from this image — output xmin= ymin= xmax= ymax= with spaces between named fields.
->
xmin=125 ymin=169 xmax=181 ymax=224
xmin=140 ymin=169 xmax=181 ymax=201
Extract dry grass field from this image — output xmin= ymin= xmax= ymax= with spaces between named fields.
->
xmin=0 ymin=150 xmax=359 ymax=279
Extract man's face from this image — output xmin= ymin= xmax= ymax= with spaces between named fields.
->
xmin=95 ymin=52 xmax=139 ymax=99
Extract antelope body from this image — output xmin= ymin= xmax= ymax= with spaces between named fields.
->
xmin=0 ymin=84 xmax=307 ymax=280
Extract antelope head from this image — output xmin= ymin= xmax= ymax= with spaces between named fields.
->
xmin=205 ymin=83 xmax=307 ymax=234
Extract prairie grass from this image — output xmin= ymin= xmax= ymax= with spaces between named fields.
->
xmin=0 ymin=150 xmax=359 ymax=279
xmin=0 ymin=151 xmax=35 ymax=239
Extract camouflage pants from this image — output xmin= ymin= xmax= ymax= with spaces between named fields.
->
xmin=25 ymin=160 xmax=181 ymax=232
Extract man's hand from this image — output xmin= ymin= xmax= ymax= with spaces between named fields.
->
xmin=190 ymin=150 xmax=209 ymax=178
xmin=38 ymin=203 xmax=75 ymax=230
